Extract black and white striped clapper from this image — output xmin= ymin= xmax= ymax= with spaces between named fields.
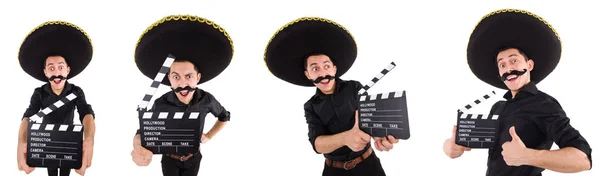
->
xmin=358 ymin=91 xmax=410 ymax=139
xmin=137 ymin=55 xmax=203 ymax=155
xmin=454 ymin=91 xmax=500 ymax=148
xmin=26 ymin=93 xmax=84 ymax=169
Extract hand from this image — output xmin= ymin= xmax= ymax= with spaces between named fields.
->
xmin=201 ymin=133 xmax=211 ymax=144
xmin=75 ymin=139 xmax=93 ymax=175
xmin=344 ymin=110 xmax=371 ymax=152
xmin=445 ymin=125 xmax=471 ymax=158
xmin=502 ymin=126 xmax=533 ymax=166
xmin=131 ymin=144 xmax=153 ymax=166
xmin=17 ymin=142 xmax=35 ymax=174
xmin=373 ymin=135 xmax=399 ymax=152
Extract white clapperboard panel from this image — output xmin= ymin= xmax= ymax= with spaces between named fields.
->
xmin=454 ymin=91 xmax=500 ymax=148
xmin=356 ymin=62 xmax=411 ymax=139
xmin=137 ymin=55 xmax=203 ymax=155
xmin=26 ymin=93 xmax=84 ymax=169
xmin=358 ymin=91 xmax=410 ymax=139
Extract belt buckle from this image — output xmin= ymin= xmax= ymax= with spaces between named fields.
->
xmin=343 ymin=159 xmax=355 ymax=170
xmin=180 ymin=156 xmax=185 ymax=162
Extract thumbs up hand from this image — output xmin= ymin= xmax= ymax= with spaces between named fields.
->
xmin=501 ymin=126 xmax=533 ymax=166
xmin=344 ymin=110 xmax=372 ymax=152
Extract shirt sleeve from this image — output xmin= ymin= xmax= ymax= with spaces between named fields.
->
xmin=23 ymin=88 xmax=43 ymax=120
xmin=541 ymin=100 xmax=593 ymax=169
xmin=73 ymin=87 xmax=95 ymax=122
xmin=208 ymin=93 xmax=230 ymax=122
xmin=305 ymin=101 xmax=326 ymax=154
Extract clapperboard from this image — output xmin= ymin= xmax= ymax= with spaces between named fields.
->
xmin=26 ymin=93 xmax=84 ymax=169
xmin=137 ymin=54 xmax=202 ymax=155
xmin=357 ymin=62 xmax=411 ymax=139
xmin=454 ymin=91 xmax=500 ymax=148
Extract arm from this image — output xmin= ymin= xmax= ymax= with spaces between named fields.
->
xmin=304 ymin=103 xmax=338 ymax=154
xmin=526 ymin=102 xmax=592 ymax=172
xmin=204 ymin=94 xmax=231 ymax=141
xmin=17 ymin=88 xmax=41 ymax=173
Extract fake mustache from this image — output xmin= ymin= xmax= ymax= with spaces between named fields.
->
xmin=173 ymin=86 xmax=194 ymax=93
xmin=48 ymin=75 xmax=66 ymax=81
xmin=500 ymin=69 xmax=527 ymax=81
xmin=311 ymin=75 xmax=335 ymax=84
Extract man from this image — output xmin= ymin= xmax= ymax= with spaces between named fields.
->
xmin=443 ymin=9 xmax=592 ymax=176
xmin=264 ymin=17 xmax=399 ymax=176
xmin=16 ymin=21 xmax=96 ymax=176
xmin=129 ymin=14 xmax=233 ymax=176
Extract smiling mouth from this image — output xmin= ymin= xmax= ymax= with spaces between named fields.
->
xmin=320 ymin=79 xmax=331 ymax=85
xmin=505 ymin=75 xmax=519 ymax=82
xmin=179 ymin=90 xmax=190 ymax=97
xmin=52 ymin=79 xmax=62 ymax=84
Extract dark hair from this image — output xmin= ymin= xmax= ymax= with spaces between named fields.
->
xmin=495 ymin=47 xmax=530 ymax=63
xmin=303 ymin=53 xmax=334 ymax=71
xmin=170 ymin=59 xmax=200 ymax=73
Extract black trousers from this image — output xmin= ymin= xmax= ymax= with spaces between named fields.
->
xmin=47 ymin=167 xmax=70 ymax=176
xmin=161 ymin=153 xmax=203 ymax=176
xmin=322 ymin=152 xmax=386 ymax=176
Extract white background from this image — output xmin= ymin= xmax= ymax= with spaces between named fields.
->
xmin=0 ymin=0 xmax=597 ymax=175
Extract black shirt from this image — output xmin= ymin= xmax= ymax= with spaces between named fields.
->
xmin=136 ymin=88 xmax=231 ymax=136
xmin=23 ymin=82 xmax=95 ymax=124
xmin=304 ymin=78 xmax=370 ymax=161
xmin=486 ymin=82 xmax=593 ymax=176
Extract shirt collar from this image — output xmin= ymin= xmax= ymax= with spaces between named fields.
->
xmin=502 ymin=81 xmax=539 ymax=100
xmin=315 ymin=78 xmax=345 ymax=98
xmin=165 ymin=88 xmax=203 ymax=106
xmin=43 ymin=81 xmax=73 ymax=96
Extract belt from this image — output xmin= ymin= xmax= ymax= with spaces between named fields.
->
xmin=168 ymin=152 xmax=199 ymax=162
xmin=325 ymin=147 xmax=373 ymax=170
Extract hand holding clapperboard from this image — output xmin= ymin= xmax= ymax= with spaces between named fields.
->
xmin=454 ymin=91 xmax=502 ymax=148
xmin=26 ymin=94 xmax=84 ymax=169
xmin=136 ymin=55 xmax=204 ymax=156
xmin=357 ymin=62 xmax=411 ymax=141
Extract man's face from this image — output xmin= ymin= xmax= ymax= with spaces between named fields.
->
xmin=168 ymin=61 xmax=201 ymax=102
xmin=304 ymin=55 xmax=337 ymax=93
xmin=43 ymin=56 xmax=70 ymax=90
xmin=496 ymin=48 xmax=534 ymax=91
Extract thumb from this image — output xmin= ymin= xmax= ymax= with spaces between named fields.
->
xmin=509 ymin=126 xmax=521 ymax=141
xmin=353 ymin=110 xmax=360 ymax=129
xmin=452 ymin=125 xmax=457 ymax=137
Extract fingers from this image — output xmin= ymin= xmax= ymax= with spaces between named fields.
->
xmin=374 ymin=139 xmax=384 ymax=151
xmin=509 ymin=126 xmax=520 ymax=141
xmin=386 ymin=135 xmax=399 ymax=143
xmin=451 ymin=125 xmax=457 ymax=137
xmin=353 ymin=110 xmax=360 ymax=128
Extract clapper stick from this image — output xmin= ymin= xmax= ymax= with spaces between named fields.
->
xmin=28 ymin=93 xmax=77 ymax=123
xmin=138 ymin=55 xmax=175 ymax=111
xmin=457 ymin=91 xmax=496 ymax=113
xmin=358 ymin=62 xmax=396 ymax=95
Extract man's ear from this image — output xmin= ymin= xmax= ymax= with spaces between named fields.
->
xmin=527 ymin=59 xmax=534 ymax=71
xmin=197 ymin=72 xmax=202 ymax=82
xmin=304 ymin=70 xmax=311 ymax=80
xmin=66 ymin=66 xmax=71 ymax=75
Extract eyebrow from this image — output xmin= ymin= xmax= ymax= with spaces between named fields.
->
xmin=496 ymin=54 xmax=517 ymax=62
xmin=46 ymin=62 xmax=66 ymax=67
xmin=309 ymin=61 xmax=331 ymax=67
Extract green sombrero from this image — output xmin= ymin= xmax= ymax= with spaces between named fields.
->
xmin=19 ymin=21 xmax=93 ymax=82
xmin=467 ymin=9 xmax=561 ymax=89
xmin=135 ymin=15 xmax=234 ymax=86
xmin=264 ymin=17 xmax=357 ymax=87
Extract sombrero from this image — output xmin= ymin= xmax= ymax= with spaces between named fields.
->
xmin=467 ymin=9 xmax=561 ymax=89
xmin=19 ymin=21 xmax=93 ymax=82
xmin=135 ymin=14 xmax=234 ymax=86
xmin=264 ymin=17 xmax=357 ymax=87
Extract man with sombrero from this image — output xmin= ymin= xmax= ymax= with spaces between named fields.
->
xmin=442 ymin=9 xmax=592 ymax=175
xmin=130 ymin=15 xmax=232 ymax=176
xmin=265 ymin=17 xmax=399 ymax=176
xmin=16 ymin=21 xmax=97 ymax=176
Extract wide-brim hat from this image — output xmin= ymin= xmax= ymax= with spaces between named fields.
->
xmin=19 ymin=21 xmax=93 ymax=82
xmin=264 ymin=17 xmax=357 ymax=87
xmin=467 ymin=9 xmax=561 ymax=89
xmin=135 ymin=15 xmax=234 ymax=86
